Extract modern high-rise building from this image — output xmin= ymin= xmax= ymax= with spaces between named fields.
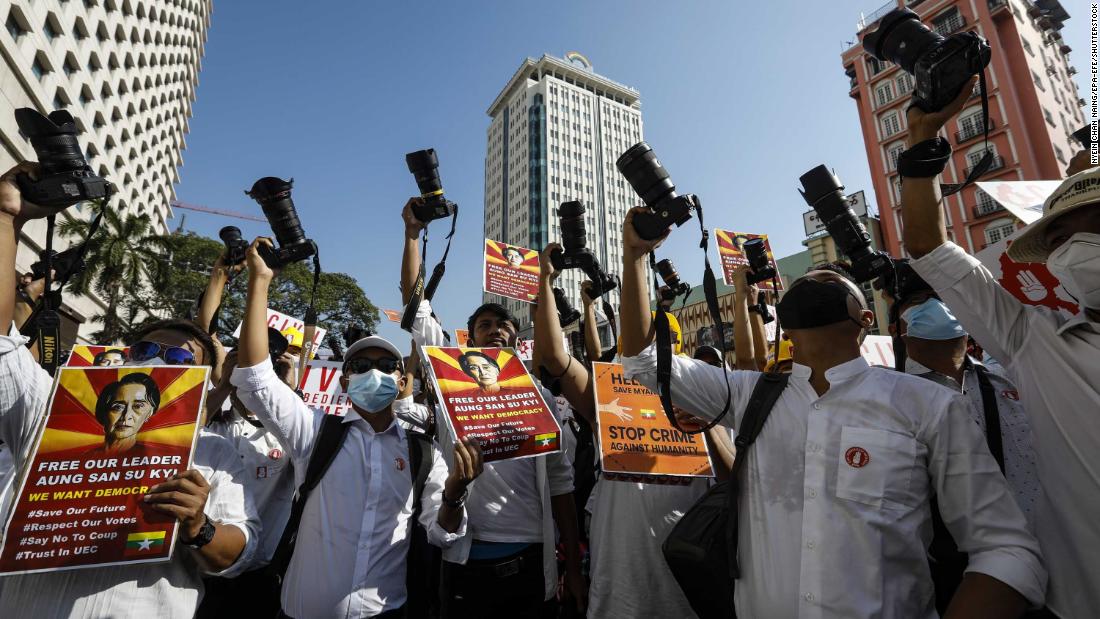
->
xmin=1 ymin=0 xmax=211 ymax=343
xmin=483 ymin=52 xmax=645 ymax=331
xmin=842 ymin=0 xmax=1084 ymax=258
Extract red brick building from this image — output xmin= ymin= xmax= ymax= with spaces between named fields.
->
xmin=842 ymin=0 xmax=1085 ymax=257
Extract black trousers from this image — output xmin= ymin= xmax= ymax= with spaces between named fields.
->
xmin=440 ymin=544 xmax=555 ymax=619
xmin=276 ymin=605 xmax=405 ymax=619
xmin=196 ymin=568 xmax=281 ymax=619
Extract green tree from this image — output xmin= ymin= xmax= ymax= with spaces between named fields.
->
xmin=267 ymin=262 xmax=381 ymax=353
xmin=58 ymin=205 xmax=169 ymax=344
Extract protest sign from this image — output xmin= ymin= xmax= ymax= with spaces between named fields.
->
xmin=513 ymin=334 xmax=569 ymax=362
xmin=65 ymin=346 xmax=130 ymax=367
xmin=454 ymin=329 xmax=470 ymax=346
xmin=382 ymin=309 xmax=402 ymax=323
xmin=0 ymin=366 xmax=208 ymax=575
xmin=975 ymin=234 xmax=1079 ymax=316
xmin=421 ymin=346 xmax=561 ymax=463
xmin=975 ymin=180 xmax=1061 ymax=225
xmin=298 ymin=360 xmax=349 ymax=416
xmin=232 ymin=308 xmax=327 ymax=357
xmin=715 ymin=229 xmax=783 ymax=291
xmin=860 ymin=334 xmax=896 ymax=368
xmin=592 ymin=362 xmax=713 ymax=478
xmin=483 ymin=239 xmax=541 ymax=303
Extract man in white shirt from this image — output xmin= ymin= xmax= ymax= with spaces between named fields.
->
xmin=899 ymin=83 xmax=1100 ymax=618
xmin=617 ymin=207 xmax=1046 ymax=618
xmin=400 ymin=201 xmax=584 ymax=617
xmin=234 ymin=237 xmax=480 ymax=619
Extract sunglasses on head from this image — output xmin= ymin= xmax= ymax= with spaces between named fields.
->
xmin=129 ymin=341 xmax=196 ymax=365
xmin=343 ymin=356 xmax=402 ymax=376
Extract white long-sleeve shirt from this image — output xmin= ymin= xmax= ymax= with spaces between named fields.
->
xmin=231 ymin=357 xmax=465 ymax=619
xmin=0 ymin=335 xmax=259 ymax=619
xmin=912 ymin=241 xmax=1100 ymax=618
xmin=623 ymin=343 xmax=1046 ymax=618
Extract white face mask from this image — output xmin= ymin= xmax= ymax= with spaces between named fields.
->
xmin=1047 ymin=232 xmax=1100 ymax=309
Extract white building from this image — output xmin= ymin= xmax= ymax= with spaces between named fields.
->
xmin=1 ymin=0 xmax=211 ymax=343
xmin=484 ymin=53 xmax=645 ymax=333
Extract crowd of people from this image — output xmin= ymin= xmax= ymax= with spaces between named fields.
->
xmin=0 ymin=70 xmax=1096 ymax=619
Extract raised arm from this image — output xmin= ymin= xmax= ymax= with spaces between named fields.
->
xmin=197 ymin=252 xmax=243 ymax=335
xmin=620 ymin=207 xmax=666 ymax=357
xmin=535 ymin=244 xmax=595 ymax=425
xmin=401 ymin=198 xmax=427 ymax=304
xmin=729 ymin=265 xmax=756 ymax=370
xmin=582 ymin=282 xmax=602 ymax=363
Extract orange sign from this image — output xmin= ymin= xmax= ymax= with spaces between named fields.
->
xmin=483 ymin=239 xmax=540 ymax=303
xmin=715 ymin=229 xmax=783 ymax=291
xmin=592 ymin=362 xmax=713 ymax=478
xmin=66 ymin=346 xmax=130 ymax=367
xmin=454 ymin=329 xmax=470 ymax=346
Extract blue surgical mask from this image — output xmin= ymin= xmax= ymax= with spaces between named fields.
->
xmin=902 ymin=298 xmax=967 ymax=341
xmin=347 ymin=370 xmax=399 ymax=413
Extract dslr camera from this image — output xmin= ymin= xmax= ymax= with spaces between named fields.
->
xmin=552 ymin=286 xmax=581 ymax=328
xmin=14 ymin=108 xmax=114 ymax=208
xmin=874 ymin=258 xmax=934 ymax=302
xmin=30 ymin=245 xmax=86 ymax=282
xmin=219 ymin=226 xmax=248 ymax=267
xmin=550 ymin=201 xmax=619 ymax=299
xmin=741 ymin=238 xmax=777 ymax=285
xmin=617 ymin=142 xmax=698 ymax=241
xmin=799 ymin=165 xmax=892 ymax=283
xmin=863 ymin=8 xmax=991 ymax=113
xmin=406 ymin=149 xmax=457 ymax=223
xmin=656 ymin=258 xmax=690 ymax=302
xmin=245 ymin=177 xmax=317 ymax=269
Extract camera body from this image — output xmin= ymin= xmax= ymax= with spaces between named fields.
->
xmin=799 ymin=165 xmax=892 ymax=283
xmin=552 ymin=287 xmax=581 ymax=328
xmin=616 ymin=142 xmax=697 ymax=240
xmin=245 ymin=177 xmax=317 ymax=269
xmin=406 ymin=149 xmax=457 ymax=223
xmin=863 ymin=8 xmax=991 ymax=113
xmin=741 ymin=238 xmax=777 ymax=285
xmin=14 ymin=109 xmax=114 ymax=208
xmin=550 ymin=201 xmax=619 ymax=299
xmin=875 ymin=258 xmax=934 ymax=302
xmin=219 ymin=226 xmax=248 ymax=267
xmin=30 ymin=246 xmax=85 ymax=281
xmin=656 ymin=259 xmax=691 ymax=301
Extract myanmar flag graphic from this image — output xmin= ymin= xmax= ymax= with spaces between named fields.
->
xmin=125 ymin=531 xmax=166 ymax=555
xmin=640 ymin=409 xmax=657 ymax=420
xmin=535 ymin=433 xmax=558 ymax=448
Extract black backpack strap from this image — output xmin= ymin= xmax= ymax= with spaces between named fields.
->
xmin=972 ymin=365 xmax=1005 ymax=473
xmin=407 ymin=431 xmax=433 ymax=514
xmin=726 ymin=372 xmax=790 ymax=579
xmin=268 ymin=414 xmax=352 ymax=583
xmin=405 ymin=431 xmax=438 ymax=619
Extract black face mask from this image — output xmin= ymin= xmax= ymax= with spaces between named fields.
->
xmin=777 ymin=279 xmax=861 ymax=329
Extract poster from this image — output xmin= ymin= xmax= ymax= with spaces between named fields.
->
xmin=860 ymin=334 xmax=896 ymax=368
xmin=421 ymin=346 xmax=561 ymax=463
xmin=382 ymin=309 xmax=402 ymax=323
xmin=975 ymin=180 xmax=1061 ymax=225
xmin=715 ymin=229 xmax=783 ymax=291
xmin=298 ymin=361 xmax=349 ymax=416
xmin=232 ymin=308 xmax=327 ymax=356
xmin=483 ymin=239 xmax=540 ymax=304
xmin=454 ymin=329 xmax=470 ymax=346
xmin=66 ymin=346 xmax=130 ymax=367
xmin=975 ymin=233 xmax=1079 ymax=317
xmin=0 ymin=366 xmax=208 ymax=575
xmin=592 ymin=362 xmax=713 ymax=478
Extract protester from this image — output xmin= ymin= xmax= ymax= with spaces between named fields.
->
xmin=618 ymin=206 xmax=1046 ymax=617
xmin=900 ymin=78 xmax=1100 ymax=618
xmin=401 ymin=203 xmax=584 ymax=618
xmin=231 ymin=237 xmax=480 ymax=618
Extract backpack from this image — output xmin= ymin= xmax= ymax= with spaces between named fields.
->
xmin=268 ymin=415 xmax=435 ymax=616
xmin=661 ymin=372 xmax=790 ymax=619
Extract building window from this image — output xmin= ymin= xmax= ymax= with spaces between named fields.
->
xmin=32 ymin=55 xmax=49 ymax=79
xmin=896 ymin=73 xmax=913 ymax=95
xmin=881 ymin=111 xmax=902 ymax=137
xmin=957 ymin=108 xmax=988 ymax=141
xmin=43 ymin=17 xmax=59 ymax=40
xmin=6 ymin=11 xmax=26 ymax=39
xmin=984 ymin=219 xmax=1017 ymax=245
xmin=887 ymin=142 xmax=905 ymax=170
xmin=932 ymin=8 xmax=964 ymax=36
xmin=1022 ymin=39 xmax=1033 ymax=56
xmin=1054 ymin=145 xmax=1066 ymax=164
xmin=1043 ymin=108 xmax=1056 ymax=127
xmin=875 ymin=82 xmax=894 ymax=106
xmin=1031 ymin=70 xmax=1045 ymax=91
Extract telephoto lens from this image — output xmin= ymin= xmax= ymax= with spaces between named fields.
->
xmin=405 ymin=148 xmax=457 ymax=223
xmin=219 ymin=226 xmax=248 ymax=266
xmin=552 ymin=287 xmax=581 ymax=328
xmin=246 ymin=177 xmax=317 ymax=268
xmin=558 ymin=201 xmax=588 ymax=252
xmin=616 ymin=142 xmax=696 ymax=240
xmin=742 ymin=239 xmax=777 ymax=285
xmin=656 ymin=258 xmax=691 ymax=299
xmin=799 ymin=165 xmax=891 ymax=283
xmin=13 ymin=108 xmax=114 ymax=208
xmin=862 ymin=8 xmax=990 ymax=112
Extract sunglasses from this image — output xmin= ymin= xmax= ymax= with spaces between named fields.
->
xmin=129 ymin=341 xmax=196 ymax=365
xmin=343 ymin=356 xmax=402 ymax=376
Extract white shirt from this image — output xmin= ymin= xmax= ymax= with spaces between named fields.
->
xmin=623 ymin=343 xmax=1046 ymax=618
xmin=0 ymin=335 xmax=259 ymax=619
xmin=904 ymin=357 xmax=1041 ymax=530
xmin=209 ymin=411 xmax=296 ymax=567
xmin=232 ymin=357 xmax=465 ymax=619
xmin=913 ymin=242 xmax=1100 ymax=618
xmin=587 ymin=476 xmax=705 ymax=619
xmin=391 ymin=395 xmax=433 ymax=433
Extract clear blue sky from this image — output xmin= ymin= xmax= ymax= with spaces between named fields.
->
xmin=175 ymin=0 xmax=1092 ymax=345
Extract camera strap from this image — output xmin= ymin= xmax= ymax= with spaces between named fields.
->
xmin=400 ymin=209 xmax=457 ymax=332
xmin=296 ymin=253 xmax=322 ymax=390
xmin=939 ymin=69 xmax=992 ymax=196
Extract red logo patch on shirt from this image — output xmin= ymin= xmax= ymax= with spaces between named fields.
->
xmin=395 ymin=457 xmax=406 ymax=471
xmin=268 ymin=449 xmax=283 ymax=460
xmin=845 ymin=446 xmax=870 ymax=468
xmin=1002 ymin=390 xmax=1020 ymax=401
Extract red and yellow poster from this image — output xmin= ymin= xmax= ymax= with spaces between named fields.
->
xmin=483 ymin=239 xmax=540 ymax=304
xmin=298 ymin=361 xmax=349 ymax=416
xmin=715 ymin=229 xmax=783 ymax=291
xmin=422 ymin=346 xmax=561 ymax=463
xmin=593 ymin=362 xmax=713 ymax=478
xmin=0 ymin=366 xmax=209 ymax=575
xmin=65 ymin=346 xmax=130 ymax=367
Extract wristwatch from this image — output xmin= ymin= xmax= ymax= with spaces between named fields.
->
xmin=182 ymin=515 xmax=215 ymax=549
xmin=442 ymin=487 xmax=468 ymax=508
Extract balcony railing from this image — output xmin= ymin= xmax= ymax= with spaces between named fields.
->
xmin=955 ymin=118 xmax=995 ymax=143
xmin=987 ymin=0 xmax=1009 ymax=12
xmin=973 ymin=201 xmax=1006 ymax=218
xmin=964 ymin=155 xmax=1005 ymax=177
xmin=861 ymin=0 xmax=902 ymax=31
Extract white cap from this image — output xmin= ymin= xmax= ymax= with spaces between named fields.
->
xmin=1007 ymin=166 xmax=1100 ymax=263
xmin=344 ymin=335 xmax=403 ymax=364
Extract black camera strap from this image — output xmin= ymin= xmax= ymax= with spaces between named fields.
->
xmin=400 ymin=209 xmax=457 ymax=332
